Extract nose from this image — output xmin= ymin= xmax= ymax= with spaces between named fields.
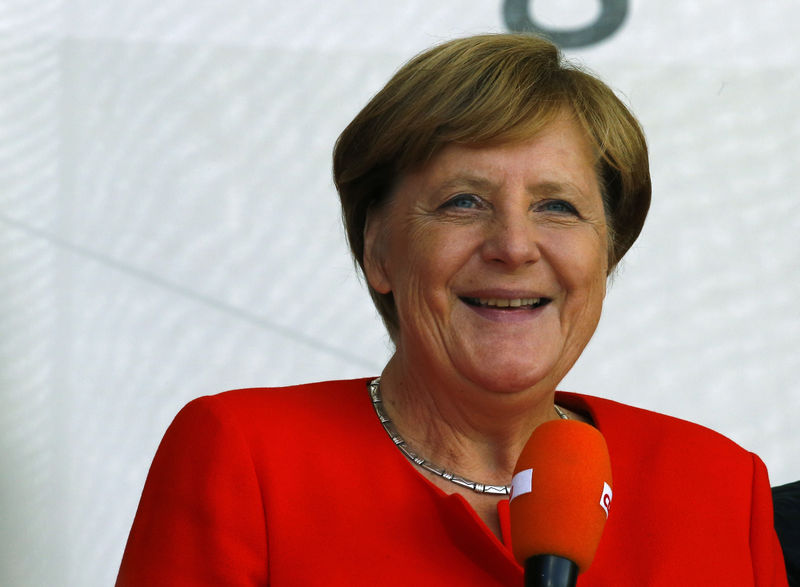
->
xmin=480 ymin=209 xmax=541 ymax=268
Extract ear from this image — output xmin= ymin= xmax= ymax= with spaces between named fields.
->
xmin=363 ymin=205 xmax=392 ymax=294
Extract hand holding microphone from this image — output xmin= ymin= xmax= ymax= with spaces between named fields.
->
xmin=509 ymin=419 xmax=613 ymax=587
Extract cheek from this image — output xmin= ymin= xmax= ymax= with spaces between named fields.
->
xmin=398 ymin=222 xmax=473 ymax=276
xmin=564 ymin=235 xmax=605 ymax=271
xmin=583 ymin=253 xmax=608 ymax=298
xmin=553 ymin=235 xmax=608 ymax=303
xmin=389 ymin=226 xmax=478 ymax=320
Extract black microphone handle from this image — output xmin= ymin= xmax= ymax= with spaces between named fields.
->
xmin=524 ymin=554 xmax=579 ymax=587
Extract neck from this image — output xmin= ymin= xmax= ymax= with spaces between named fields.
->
xmin=378 ymin=354 xmax=562 ymax=484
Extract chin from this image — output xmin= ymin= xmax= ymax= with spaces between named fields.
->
xmin=460 ymin=361 xmax=559 ymax=395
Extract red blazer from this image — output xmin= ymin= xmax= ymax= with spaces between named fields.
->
xmin=117 ymin=378 xmax=788 ymax=586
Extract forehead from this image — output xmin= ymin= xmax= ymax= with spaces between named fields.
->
xmin=400 ymin=115 xmax=601 ymax=199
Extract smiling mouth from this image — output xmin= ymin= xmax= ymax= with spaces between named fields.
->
xmin=461 ymin=297 xmax=550 ymax=309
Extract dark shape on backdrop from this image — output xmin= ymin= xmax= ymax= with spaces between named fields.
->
xmin=504 ymin=0 xmax=628 ymax=48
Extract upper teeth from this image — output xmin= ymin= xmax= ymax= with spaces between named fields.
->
xmin=478 ymin=297 xmax=540 ymax=308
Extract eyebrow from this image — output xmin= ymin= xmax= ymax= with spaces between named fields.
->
xmin=435 ymin=174 xmax=587 ymax=199
xmin=534 ymin=180 xmax=586 ymax=198
xmin=434 ymin=175 xmax=497 ymax=194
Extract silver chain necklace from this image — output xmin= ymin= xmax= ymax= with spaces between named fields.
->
xmin=368 ymin=377 xmax=568 ymax=496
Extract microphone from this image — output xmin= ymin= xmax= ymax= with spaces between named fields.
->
xmin=509 ymin=418 xmax=613 ymax=587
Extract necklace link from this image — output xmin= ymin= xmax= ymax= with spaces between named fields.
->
xmin=368 ymin=377 xmax=568 ymax=496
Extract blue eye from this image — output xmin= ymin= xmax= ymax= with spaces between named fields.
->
xmin=540 ymin=200 xmax=578 ymax=215
xmin=446 ymin=194 xmax=480 ymax=209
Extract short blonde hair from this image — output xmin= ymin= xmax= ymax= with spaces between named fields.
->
xmin=334 ymin=33 xmax=651 ymax=336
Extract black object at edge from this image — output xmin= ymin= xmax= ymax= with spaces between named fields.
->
xmin=524 ymin=554 xmax=579 ymax=587
xmin=773 ymin=481 xmax=800 ymax=587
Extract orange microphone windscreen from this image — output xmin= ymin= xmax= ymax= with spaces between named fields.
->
xmin=509 ymin=419 xmax=612 ymax=573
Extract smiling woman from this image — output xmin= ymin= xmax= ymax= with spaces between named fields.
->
xmin=362 ymin=117 xmax=609 ymax=400
xmin=334 ymin=34 xmax=651 ymax=341
xmin=117 ymin=34 xmax=789 ymax=586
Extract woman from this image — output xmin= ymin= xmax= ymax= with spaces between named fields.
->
xmin=117 ymin=34 xmax=788 ymax=585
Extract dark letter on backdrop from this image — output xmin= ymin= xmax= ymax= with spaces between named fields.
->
xmin=504 ymin=0 xmax=628 ymax=48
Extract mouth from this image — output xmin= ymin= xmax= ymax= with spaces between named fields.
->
xmin=460 ymin=296 xmax=550 ymax=310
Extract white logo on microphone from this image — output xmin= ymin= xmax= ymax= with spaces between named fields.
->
xmin=510 ymin=468 xmax=533 ymax=502
xmin=600 ymin=482 xmax=613 ymax=517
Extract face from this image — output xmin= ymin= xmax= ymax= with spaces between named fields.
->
xmin=364 ymin=114 xmax=609 ymax=395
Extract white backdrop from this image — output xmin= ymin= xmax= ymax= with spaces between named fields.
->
xmin=1 ymin=1 xmax=798 ymax=585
